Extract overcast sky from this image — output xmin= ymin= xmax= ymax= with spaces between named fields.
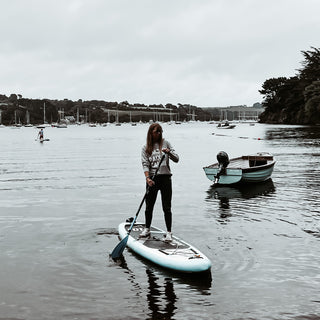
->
xmin=1 ymin=0 xmax=319 ymax=107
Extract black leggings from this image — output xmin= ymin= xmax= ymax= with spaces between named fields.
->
xmin=145 ymin=175 xmax=172 ymax=232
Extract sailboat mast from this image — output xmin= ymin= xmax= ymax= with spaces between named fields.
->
xmin=43 ymin=102 xmax=46 ymax=124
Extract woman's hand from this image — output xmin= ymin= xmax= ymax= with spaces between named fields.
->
xmin=146 ymin=177 xmax=155 ymax=186
xmin=162 ymin=148 xmax=170 ymax=154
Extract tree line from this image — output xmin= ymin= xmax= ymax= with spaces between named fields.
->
xmin=0 ymin=95 xmax=212 ymax=125
xmin=2 ymin=47 xmax=318 ymax=125
xmin=259 ymin=47 xmax=320 ymax=124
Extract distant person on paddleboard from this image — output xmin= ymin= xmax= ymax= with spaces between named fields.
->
xmin=38 ymin=128 xmax=44 ymax=141
xmin=140 ymin=123 xmax=179 ymax=242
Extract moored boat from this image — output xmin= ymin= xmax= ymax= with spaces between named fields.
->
xmin=216 ymin=121 xmax=236 ymax=129
xmin=203 ymin=152 xmax=275 ymax=185
xmin=56 ymin=123 xmax=67 ymax=128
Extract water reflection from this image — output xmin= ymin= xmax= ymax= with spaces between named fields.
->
xmin=264 ymin=125 xmax=320 ymax=146
xmin=110 ymin=255 xmax=144 ymax=299
xmin=145 ymin=267 xmax=212 ymax=319
xmin=112 ymin=254 xmax=212 ymax=319
xmin=206 ymin=179 xmax=276 ymax=217
xmin=146 ymin=268 xmax=177 ymax=320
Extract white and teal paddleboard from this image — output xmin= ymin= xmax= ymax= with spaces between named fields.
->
xmin=118 ymin=222 xmax=212 ymax=273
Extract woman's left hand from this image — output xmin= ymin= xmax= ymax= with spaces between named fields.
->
xmin=162 ymin=148 xmax=170 ymax=154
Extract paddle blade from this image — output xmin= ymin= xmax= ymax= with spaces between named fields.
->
xmin=111 ymin=235 xmax=128 ymax=259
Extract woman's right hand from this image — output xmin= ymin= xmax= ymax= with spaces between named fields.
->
xmin=146 ymin=177 xmax=155 ymax=186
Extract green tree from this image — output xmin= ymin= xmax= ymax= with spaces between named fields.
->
xmin=259 ymin=47 xmax=320 ymax=124
xmin=259 ymin=77 xmax=288 ymax=108
xmin=298 ymin=47 xmax=320 ymax=81
xmin=304 ymin=80 xmax=320 ymax=124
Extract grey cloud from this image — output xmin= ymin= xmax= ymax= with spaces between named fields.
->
xmin=1 ymin=0 xmax=319 ymax=106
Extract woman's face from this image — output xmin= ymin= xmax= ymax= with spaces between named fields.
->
xmin=152 ymin=126 xmax=162 ymax=142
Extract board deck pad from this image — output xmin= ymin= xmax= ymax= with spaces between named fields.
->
xmin=127 ymin=223 xmax=190 ymax=250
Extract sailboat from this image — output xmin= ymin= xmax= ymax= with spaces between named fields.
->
xmin=37 ymin=102 xmax=50 ymax=128
xmin=76 ymin=107 xmax=81 ymax=125
xmin=11 ymin=110 xmax=22 ymax=128
xmin=115 ymin=110 xmax=121 ymax=126
xmin=130 ymin=111 xmax=136 ymax=126
xmin=56 ymin=107 xmax=67 ymax=128
xmin=0 ymin=110 xmax=4 ymax=127
xmin=24 ymin=110 xmax=33 ymax=127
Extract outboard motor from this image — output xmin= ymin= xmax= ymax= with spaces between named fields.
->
xmin=214 ymin=151 xmax=229 ymax=184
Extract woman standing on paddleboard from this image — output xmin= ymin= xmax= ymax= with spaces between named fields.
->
xmin=38 ymin=128 xmax=44 ymax=141
xmin=140 ymin=123 xmax=179 ymax=242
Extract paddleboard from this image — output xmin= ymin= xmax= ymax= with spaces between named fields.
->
xmin=118 ymin=222 xmax=212 ymax=273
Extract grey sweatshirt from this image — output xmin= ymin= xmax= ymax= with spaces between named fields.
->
xmin=141 ymin=139 xmax=179 ymax=176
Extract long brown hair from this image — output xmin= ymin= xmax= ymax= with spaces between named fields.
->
xmin=146 ymin=123 xmax=163 ymax=156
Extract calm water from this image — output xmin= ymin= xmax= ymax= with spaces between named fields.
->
xmin=0 ymin=122 xmax=319 ymax=320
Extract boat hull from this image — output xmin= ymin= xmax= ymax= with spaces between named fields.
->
xmin=203 ymin=168 xmax=242 ymax=184
xmin=118 ymin=222 xmax=211 ymax=273
xmin=216 ymin=124 xmax=236 ymax=129
xmin=242 ymin=164 xmax=275 ymax=183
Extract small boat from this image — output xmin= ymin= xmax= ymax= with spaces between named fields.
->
xmin=56 ymin=123 xmax=67 ymax=128
xmin=117 ymin=222 xmax=211 ymax=273
xmin=216 ymin=121 xmax=236 ymax=129
xmin=203 ymin=152 xmax=275 ymax=185
xmin=37 ymin=124 xmax=50 ymax=129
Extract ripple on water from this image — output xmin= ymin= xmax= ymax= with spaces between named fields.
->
xmin=1 ymin=124 xmax=320 ymax=320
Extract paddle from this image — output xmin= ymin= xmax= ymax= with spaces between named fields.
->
xmin=111 ymin=154 xmax=166 ymax=259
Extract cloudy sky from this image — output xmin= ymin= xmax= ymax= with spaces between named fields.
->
xmin=1 ymin=0 xmax=319 ymax=107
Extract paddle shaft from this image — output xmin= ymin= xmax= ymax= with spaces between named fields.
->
xmin=126 ymin=154 xmax=166 ymax=236
xmin=111 ymin=153 xmax=166 ymax=259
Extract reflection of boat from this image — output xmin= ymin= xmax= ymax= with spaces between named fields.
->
xmin=206 ymin=179 xmax=275 ymax=200
xmin=203 ymin=152 xmax=275 ymax=185
xmin=206 ymin=180 xmax=276 ymax=216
